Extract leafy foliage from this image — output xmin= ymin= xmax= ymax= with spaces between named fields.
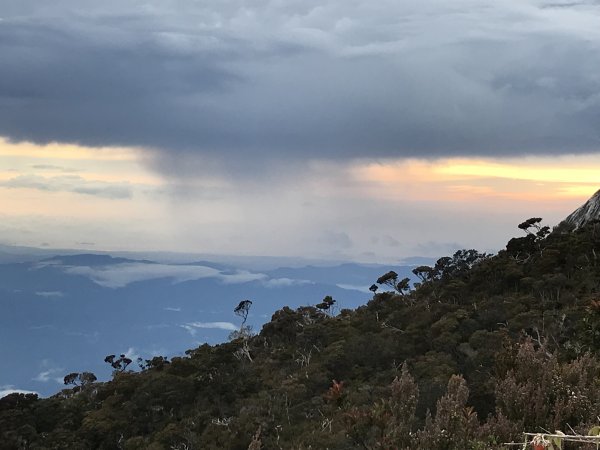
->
xmin=63 ymin=372 xmax=97 ymax=389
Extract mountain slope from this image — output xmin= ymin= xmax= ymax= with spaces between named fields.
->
xmin=563 ymin=189 xmax=600 ymax=228
xmin=3 ymin=215 xmax=600 ymax=449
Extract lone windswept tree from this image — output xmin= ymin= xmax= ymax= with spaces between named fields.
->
xmin=507 ymin=217 xmax=550 ymax=262
xmin=231 ymin=299 xmax=254 ymax=340
xmin=232 ymin=300 xmax=254 ymax=362
xmin=518 ymin=217 xmax=550 ymax=240
xmin=316 ymin=295 xmax=336 ymax=316
xmin=234 ymin=299 xmax=253 ymax=328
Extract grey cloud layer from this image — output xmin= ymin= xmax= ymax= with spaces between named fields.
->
xmin=2 ymin=0 xmax=600 ymax=171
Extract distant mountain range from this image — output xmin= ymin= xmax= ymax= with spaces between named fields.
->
xmin=0 ymin=251 xmax=416 ymax=398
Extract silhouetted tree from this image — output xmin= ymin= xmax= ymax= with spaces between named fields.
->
xmin=518 ymin=217 xmax=550 ymax=240
xmin=137 ymin=356 xmax=170 ymax=371
xmin=63 ymin=372 xmax=97 ymax=388
xmin=508 ymin=218 xmax=550 ymax=262
xmin=234 ymin=299 xmax=253 ymax=327
xmin=80 ymin=372 xmax=97 ymax=385
xmin=316 ymin=295 xmax=336 ymax=315
xmin=396 ymin=277 xmax=411 ymax=295
xmin=63 ymin=372 xmax=79 ymax=386
xmin=376 ymin=271 xmax=411 ymax=295
xmin=412 ymin=265 xmax=434 ymax=283
xmin=104 ymin=354 xmax=132 ymax=372
xmin=377 ymin=271 xmax=398 ymax=290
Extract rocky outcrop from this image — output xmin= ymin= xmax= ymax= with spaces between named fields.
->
xmin=564 ymin=189 xmax=600 ymax=229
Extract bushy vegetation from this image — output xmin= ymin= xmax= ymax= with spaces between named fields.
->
xmin=4 ymin=220 xmax=600 ymax=449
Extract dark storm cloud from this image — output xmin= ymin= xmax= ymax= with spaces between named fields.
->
xmin=1 ymin=0 xmax=600 ymax=175
xmin=0 ymin=18 xmax=241 ymax=150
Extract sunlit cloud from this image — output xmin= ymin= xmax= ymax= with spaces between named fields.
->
xmin=0 ymin=137 xmax=137 ymax=161
xmin=352 ymin=156 xmax=600 ymax=203
xmin=181 ymin=322 xmax=238 ymax=336
xmin=435 ymin=159 xmax=600 ymax=185
xmin=33 ymin=367 xmax=63 ymax=384
xmin=0 ymin=136 xmax=598 ymax=260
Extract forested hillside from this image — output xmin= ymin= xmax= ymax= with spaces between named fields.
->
xmin=3 ymin=219 xmax=600 ymax=449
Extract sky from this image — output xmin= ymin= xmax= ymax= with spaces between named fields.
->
xmin=1 ymin=0 xmax=600 ymax=262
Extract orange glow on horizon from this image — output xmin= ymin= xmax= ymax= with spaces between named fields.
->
xmin=1 ymin=135 xmax=599 ymax=245
xmin=436 ymin=159 xmax=600 ymax=185
xmin=0 ymin=137 xmax=139 ymax=161
xmin=352 ymin=157 xmax=600 ymax=203
xmin=0 ymin=135 xmax=598 ymax=255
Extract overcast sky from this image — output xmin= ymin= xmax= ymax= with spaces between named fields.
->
xmin=1 ymin=0 xmax=599 ymax=262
